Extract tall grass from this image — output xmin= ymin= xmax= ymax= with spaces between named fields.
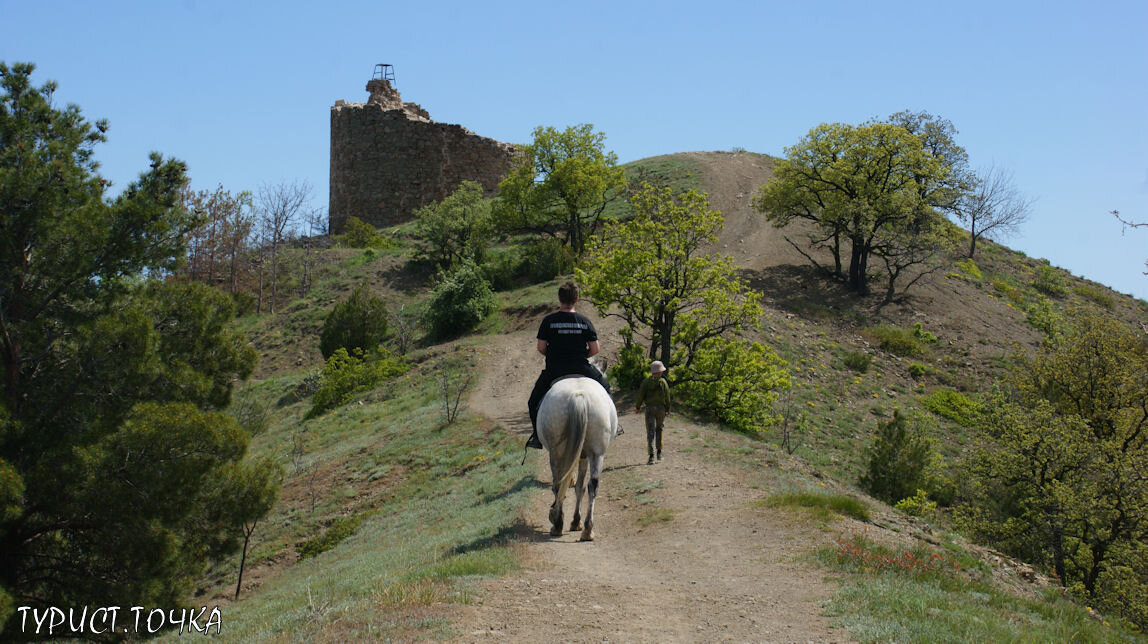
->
xmin=818 ymin=534 xmax=1140 ymax=643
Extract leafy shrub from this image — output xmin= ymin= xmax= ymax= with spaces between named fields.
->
xmin=1025 ymin=297 xmax=1063 ymax=338
xmin=922 ymin=389 xmax=981 ymax=427
xmin=1032 ymin=263 xmax=1068 ymax=297
xmin=843 ymin=350 xmax=872 ymax=373
xmin=1073 ymin=284 xmax=1114 ymax=309
xmin=865 ymin=325 xmax=928 ymax=358
xmin=520 ymin=238 xmax=574 ymax=283
xmin=611 ymin=337 xmax=649 ymax=391
xmin=306 ymin=347 xmax=409 ymax=419
xmin=422 ymin=260 xmax=497 ymax=340
xmin=320 ymin=283 xmax=389 ymax=360
xmin=991 ymin=278 xmax=1025 ymax=305
xmin=895 ymin=489 xmax=938 ymax=518
xmin=912 ymin=322 xmax=938 ymax=344
xmin=480 ymin=248 xmax=523 ymax=291
xmin=412 ymin=181 xmax=492 ymax=269
xmin=954 ymin=257 xmax=983 ymax=281
xmin=908 ymin=363 xmax=934 ymax=379
xmin=859 ymin=410 xmax=934 ymax=505
xmin=676 ymin=338 xmax=790 ymax=435
xmin=341 ymin=216 xmax=393 ymax=249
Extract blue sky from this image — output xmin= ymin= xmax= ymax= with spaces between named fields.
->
xmin=3 ymin=0 xmax=1146 ymax=299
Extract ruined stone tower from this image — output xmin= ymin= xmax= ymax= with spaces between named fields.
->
xmin=329 ymin=65 xmax=518 ymax=234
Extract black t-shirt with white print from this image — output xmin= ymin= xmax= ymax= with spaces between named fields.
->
xmin=537 ymin=311 xmax=598 ymax=374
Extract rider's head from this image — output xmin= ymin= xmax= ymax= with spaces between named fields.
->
xmin=558 ymin=281 xmax=579 ymax=307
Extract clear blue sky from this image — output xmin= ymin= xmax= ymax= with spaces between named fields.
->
xmin=3 ymin=0 xmax=1146 ymax=299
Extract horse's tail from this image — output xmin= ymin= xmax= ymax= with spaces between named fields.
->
xmin=557 ymin=391 xmax=589 ymax=484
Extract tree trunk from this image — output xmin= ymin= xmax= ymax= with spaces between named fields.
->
xmin=235 ymin=524 xmax=254 ymax=600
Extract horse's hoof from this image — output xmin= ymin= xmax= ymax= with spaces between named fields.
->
xmin=570 ymin=521 xmax=582 ymax=531
xmin=579 ymin=532 xmax=594 ymax=542
xmin=550 ymin=527 xmax=564 ymax=537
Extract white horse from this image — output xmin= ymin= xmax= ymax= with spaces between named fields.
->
xmin=536 ymin=373 xmax=618 ymax=541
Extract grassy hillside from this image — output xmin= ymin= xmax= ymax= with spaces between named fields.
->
xmin=184 ymin=152 xmax=1146 ymax=641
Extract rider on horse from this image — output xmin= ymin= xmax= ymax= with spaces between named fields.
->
xmin=525 ymin=281 xmax=611 ymax=450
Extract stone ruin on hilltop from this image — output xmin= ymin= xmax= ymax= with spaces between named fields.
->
xmin=328 ymin=64 xmax=518 ymax=234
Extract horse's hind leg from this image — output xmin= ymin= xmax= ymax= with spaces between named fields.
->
xmin=579 ymin=453 xmax=604 ymax=542
xmin=548 ymin=453 xmax=568 ymax=537
xmin=570 ymin=456 xmax=588 ymax=532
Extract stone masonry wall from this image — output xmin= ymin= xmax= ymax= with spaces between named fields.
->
xmin=329 ymin=79 xmax=517 ymax=234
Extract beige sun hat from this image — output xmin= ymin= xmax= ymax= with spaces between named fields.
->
xmin=650 ymin=361 xmax=666 ymax=374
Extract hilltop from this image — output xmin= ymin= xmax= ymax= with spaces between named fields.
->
xmin=197 ymin=151 xmax=1146 ymax=642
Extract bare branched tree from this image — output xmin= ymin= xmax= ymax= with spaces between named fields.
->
xmin=390 ymin=303 xmax=419 ymax=356
xmin=434 ymin=359 xmax=473 ymax=424
xmin=257 ymin=180 xmax=312 ymax=313
xmin=1113 ymin=209 xmax=1148 ymax=275
xmin=953 ymin=165 xmax=1034 ymax=257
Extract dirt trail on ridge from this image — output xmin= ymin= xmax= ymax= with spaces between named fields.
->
xmin=447 ymin=311 xmax=852 ymax=643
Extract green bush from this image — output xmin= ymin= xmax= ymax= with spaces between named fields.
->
xmin=319 ymin=283 xmax=389 ymax=360
xmin=611 ymin=337 xmax=649 ymax=391
xmin=1032 ymin=263 xmax=1069 ymax=297
xmin=865 ymin=325 xmax=928 ymax=358
xmin=306 ymin=347 xmax=409 ymax=419
xmin=908 ymin=363 xmax=934 ymax=379
xmin=676 ymin=338 xmax=790 ymax=436
xmin=1025 ymin=297 xmax=1063 ymax=337
xmin=991 ymin=278 xmax=1025 ymax=305
xmin=922 ymin=389 xmax=981 ymax=427
xmin=954 ymin=257 xmax=982 ymax=281
xmin=422 ymin=260 xmax=497 ymax=340
xmin=521 ymin=238 xmax=574 ymax=283
xmin=859 ymin=410 xmax=935 ymax=505
xmin=843 ymin=350 xmax=872 ymax=373
xmin=340 ymin=216 xmax=393 ymax=249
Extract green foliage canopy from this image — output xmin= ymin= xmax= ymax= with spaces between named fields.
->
xmin=962 ymin=313 xmax=1148 ymax=628
xmin=495 ymin=124 xmax=626 ymax=255
xmin=579 ymin=184 xmax=788 ymax=434
xmin=0 ymin=62 xmax=270 ymax=629
xmin=859 ymin=410 xmax=936 ymax=505
xmin=413 ymin=180 xmax=492 ymax=270
xmin=754 ymin=113 xmax=965 ymax=297
xmin=422 ymin=260 xmax=497 ymax=340
xmin=319 ymin=283 xmax=389 ymax=360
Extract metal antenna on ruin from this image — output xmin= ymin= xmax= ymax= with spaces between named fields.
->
xmin=372 ymin=64 xmax=395 ymax=84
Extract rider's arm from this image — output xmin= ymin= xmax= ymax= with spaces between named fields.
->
xmin=587 ymin=340 xmax=600 ymax=357
xmin=537 ymin=339 xmax=548 ymax=356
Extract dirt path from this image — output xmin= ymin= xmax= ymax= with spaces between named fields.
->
xmin=448 ymin=319 xmax=853 ymax=643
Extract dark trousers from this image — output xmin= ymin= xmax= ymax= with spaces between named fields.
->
xmin=528 ymin=364 xmax=611 ymax=429
xmin=644 ymin=405 xmax=667 ymax=456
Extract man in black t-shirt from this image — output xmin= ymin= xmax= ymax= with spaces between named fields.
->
xmin=525 ymin=281 xmax=611 ymax=449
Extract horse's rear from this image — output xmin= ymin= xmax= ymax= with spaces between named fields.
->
xmin=537 ymin=377 xmax=617 ymax=541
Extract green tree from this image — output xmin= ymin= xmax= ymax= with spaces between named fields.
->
xmin=859 ymin=410 xmax=935 ymax=505
xmin=413 ymin=180 xmax=493 ymax=269
xmin=754 ymin=115 xmax=965 ymax=297
xmin=962 ymin=313 xmax=1148 ymax=628
xmin=495 ymin=124 xmax=626 ymax=255
xmin=0 ymin=62 xmax=269 ymax=630
xmin=422 ymin=259 xmax=497 ymax=340
xmin=319 ymin=283 xmax=389 ymax=360
xmin=580 ymin=184 xmax=762 ymax=367
xmin=579 ymin=184 xmax=788 ymax=433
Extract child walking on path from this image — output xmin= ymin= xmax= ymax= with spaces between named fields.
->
xmin=635 ymin=361 xmax=671 ymax=465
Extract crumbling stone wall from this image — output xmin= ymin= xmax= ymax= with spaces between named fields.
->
xmin=329 ymin=79 xmax=517 ymax=234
